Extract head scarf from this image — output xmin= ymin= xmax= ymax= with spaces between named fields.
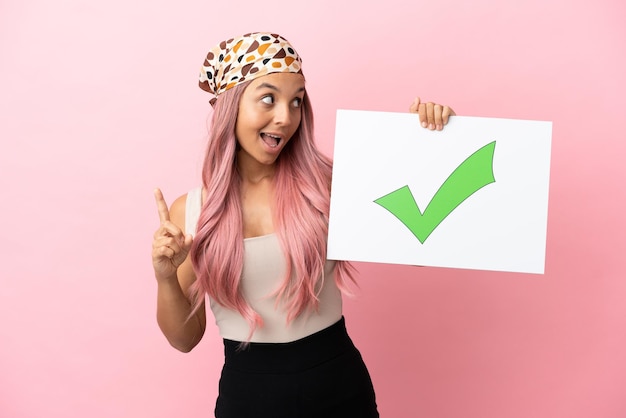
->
xmin=199 ymin=32 xmax=303 ymax=104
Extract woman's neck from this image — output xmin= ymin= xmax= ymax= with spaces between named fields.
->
xmin=236 ymin=151 xmax=276 ymax=185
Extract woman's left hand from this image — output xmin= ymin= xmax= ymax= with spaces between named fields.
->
xmin=409 ymin=97 xmax=456 ymax=131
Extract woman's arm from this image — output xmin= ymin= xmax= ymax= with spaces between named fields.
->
xmin=152 ymin=189 xmax=207 ymax=352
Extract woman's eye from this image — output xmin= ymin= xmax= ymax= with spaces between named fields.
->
xmin=261 ymin=95 xmax=274 ymax=104
xmin=292 ymin=97 xmax=303 ymax=107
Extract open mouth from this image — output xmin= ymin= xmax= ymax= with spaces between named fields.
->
xmin=261 ymin=132 xmax=282 ymax=148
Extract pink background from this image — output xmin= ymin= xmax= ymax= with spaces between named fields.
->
xmin=1 ymin=1 xmax=624 ymax=417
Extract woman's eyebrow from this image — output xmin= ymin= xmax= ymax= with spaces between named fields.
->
xmin=256 ymin=82 xmax=305 ymax=94
xmin=256 ymin=82 xmax=278 ymax=91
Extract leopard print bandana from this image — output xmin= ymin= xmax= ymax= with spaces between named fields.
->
xmin=199 ymin=32 xmax=303 ymax=104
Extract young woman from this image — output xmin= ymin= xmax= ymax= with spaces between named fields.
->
xmin=152 ymin=32 xmax=454 ymax=418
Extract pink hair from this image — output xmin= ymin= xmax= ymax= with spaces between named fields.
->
xmin=189 ymin=81 xmax=355 ymax=339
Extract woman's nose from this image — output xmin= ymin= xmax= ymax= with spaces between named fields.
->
xmin=273 ymin=103 xmax=292 ymax=126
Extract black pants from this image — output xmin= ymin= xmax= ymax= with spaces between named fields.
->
xmin=215 ymin=317 xmax=379 ymax=418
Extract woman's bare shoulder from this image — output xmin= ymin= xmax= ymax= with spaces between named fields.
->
xmin=168 ymin=193 xmax=188 ymax=229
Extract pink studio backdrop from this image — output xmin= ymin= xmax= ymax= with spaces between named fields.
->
xmin=1 ymin=1 xmax=624 ymax=417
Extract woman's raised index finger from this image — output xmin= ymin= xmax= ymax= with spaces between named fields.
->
xmin=153 ymin=188 xmax=170 ymax=223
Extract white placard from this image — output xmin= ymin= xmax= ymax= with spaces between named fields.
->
xmin=327 ymin=110 xmax=552 ymax=274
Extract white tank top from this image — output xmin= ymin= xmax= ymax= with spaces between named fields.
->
xmin=185 ymin=187 xmax=342 ymax=343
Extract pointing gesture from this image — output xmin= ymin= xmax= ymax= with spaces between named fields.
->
xmin=152 ymin=188 xmax=193 ymax=283
xmin=155 ymin=187 xmax=172 ymax=223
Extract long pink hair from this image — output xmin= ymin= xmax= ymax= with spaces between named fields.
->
xmin=189 ymin=80 xmax=355 ymax=338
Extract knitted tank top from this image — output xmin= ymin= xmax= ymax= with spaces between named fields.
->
xmin=185 ymin=187 xmax=342 ymax=343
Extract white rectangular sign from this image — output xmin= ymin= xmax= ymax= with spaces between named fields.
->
xmin=327 ymin=110 xmax=552 ymax=274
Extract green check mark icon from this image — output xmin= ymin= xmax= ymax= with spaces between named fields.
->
xmin=374 ymin=141 xmax=496 ymax=244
